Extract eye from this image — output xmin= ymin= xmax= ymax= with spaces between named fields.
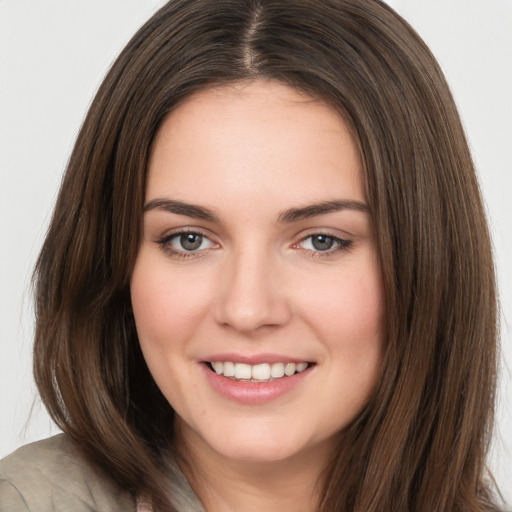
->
xmin=304 ymin=234 xmax=335 ymax=251
xmin=297 ymin=233 xmax=352 ymax=255
xmin=157 ymin=230 xmax=217 ymax=258
xmin=174 ymin=233 xmax=209 ymax=251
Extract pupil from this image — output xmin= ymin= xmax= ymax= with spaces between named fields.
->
xmin=312 ymin=235 xmax=333 ymax=251
xmin=180 ymin=233 xmax=202 ymax=251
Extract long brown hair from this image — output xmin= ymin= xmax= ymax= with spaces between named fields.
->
xmin=33 ymin=0 xmax=501 ymax=510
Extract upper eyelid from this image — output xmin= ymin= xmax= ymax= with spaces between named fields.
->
xmin=157 ymin=226 xmax=217 ymax=241
xmin=295 ymin=227 xmax=354 ymax=241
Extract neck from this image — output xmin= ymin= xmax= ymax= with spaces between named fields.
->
xmin=174 ymin=425 xmax=332 ymax=512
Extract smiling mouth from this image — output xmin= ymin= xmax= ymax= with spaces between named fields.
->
xmin=205 ymin=361 xmax=312 ymax=382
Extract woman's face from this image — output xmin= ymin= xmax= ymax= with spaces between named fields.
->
xmin=131 ymin=81 xmax=385 ymax=465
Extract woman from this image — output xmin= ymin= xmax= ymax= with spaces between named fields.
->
xmin=0 ymin=0 xmax=503 ymax=510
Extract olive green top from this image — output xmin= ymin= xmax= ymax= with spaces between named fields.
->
xmin=0 ymin=434 xmax=205 ymax=512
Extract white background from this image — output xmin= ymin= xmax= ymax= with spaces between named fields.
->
xmin=1 ymin=0 xmax=510 ymax=505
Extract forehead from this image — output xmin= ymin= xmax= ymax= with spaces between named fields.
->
xmin=146 ymin=80 xmax=365 ymax=211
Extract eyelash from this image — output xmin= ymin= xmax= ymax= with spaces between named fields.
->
xmin=155 ymin=230 xmax=353 ymax=259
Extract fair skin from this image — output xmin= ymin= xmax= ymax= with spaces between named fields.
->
xmin=131 ymin=80 xmax=384 ymax=512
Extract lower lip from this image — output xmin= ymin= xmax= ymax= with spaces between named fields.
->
xmin=201 ymin=364 xmax=313 ymax=404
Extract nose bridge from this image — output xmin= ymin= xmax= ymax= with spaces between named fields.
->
xmin=214 ymin=243 xmax=290 ymax=332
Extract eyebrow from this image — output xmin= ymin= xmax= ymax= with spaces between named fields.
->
xmin=143 ymin=198 xmax=219 ymax=222
xmin=143 ymin=198 xmax=369 ymax=223
xmin=278 ymin=199 xmax=369 ymax=222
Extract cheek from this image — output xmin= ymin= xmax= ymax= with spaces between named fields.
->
xmin=299 ymin=260 xmax=384 ymax=346
xmin=298 ymin=257 xmax=385 ymax=402
xmin=327 ymin=278 xmax=384 ymax=416
xmin=130 ymin=256 xmax=211 ymax=347
xmin=130 ymin=256 xmax=211 ymax=405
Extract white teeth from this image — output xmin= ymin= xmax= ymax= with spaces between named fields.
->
xmin=270 ymin=362 xmax=285 ymax=378
xmin=284 ymin=363 xmax=296 ymax=376
xmin=252 ymin=364 xmax=271 ymax=380
xmin=209 ymin=361 xmax=310 ymax=381
xmin=223 ymin=361 xmax=235 ymax=377
xmin=296 ymin=362 xmax=308 ymax=373
xmin=234 ymin=363 xmax=252 ymax=379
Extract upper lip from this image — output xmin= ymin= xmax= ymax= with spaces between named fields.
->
xmin=201 ymin=353 xmax=313 ymax=365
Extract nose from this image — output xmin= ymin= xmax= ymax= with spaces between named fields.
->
xmin=213 ymin=248 xmax=292 ymax=333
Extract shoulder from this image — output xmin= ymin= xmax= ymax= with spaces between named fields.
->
xmin=0 ymin=434 xmax=135 ymax=512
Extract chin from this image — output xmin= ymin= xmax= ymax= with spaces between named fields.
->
xmin=180 ymin=414 xmax=336 ymax=466
xmin=214 ymin=438 xmax=301 ymax=464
